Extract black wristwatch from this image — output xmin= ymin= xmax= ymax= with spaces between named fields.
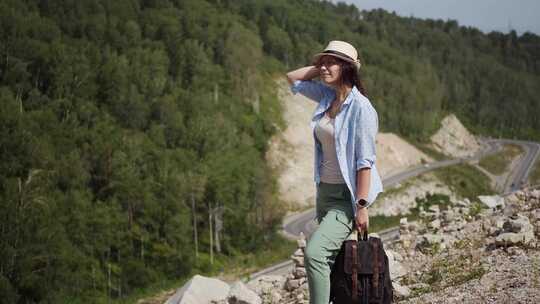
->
xmin=355 ymin=198 xmax=368 ymax=209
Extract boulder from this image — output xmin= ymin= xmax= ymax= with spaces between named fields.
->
xmin=495 ymin=232 xmax=534 ymax=246
xmin=291 ymin=256 xmax=304 ymax=267
xmin=503 ymin=215 xmax=532 ymax=233
xmin=429 ymin=219 xmax=441 ymax=230
xmin=165 ymin=275 xmax=230 ymax=304
xmin=293 ymin=266 xmax=306 ymax=278
xmin=292 ymin=248 xmax=304 ymax=257
xmin=478 ymin=195 xmax=505 ymax=209
xmin=270 ymin=290 xmax=282 ymax=303
xmin=286 ymin=279 xmax=302 ymax=291
xmin=495 ymin=214 xmax=535 ymax=246
xmin=442 ymin=210 xmax=455 ymax=222
xmin=503 ymin=203 xmax=520 ymax=217
xmin=227 ymin=281 xmax=261 ymax=304
xmin=297 ymin=232 xmax=307 ymax=248
xmin=393 ymin=282 xmax=411 ymax=298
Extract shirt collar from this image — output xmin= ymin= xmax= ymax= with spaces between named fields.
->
xmin=315 ymin=85 xmax=360 ymax=119
xmin=332 ymin=85 xmax=359 ymax=108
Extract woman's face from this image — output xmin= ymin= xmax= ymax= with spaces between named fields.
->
xmin=316 ymin=55 xmax=343 ymax=86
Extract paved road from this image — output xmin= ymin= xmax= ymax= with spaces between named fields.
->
xmin=486 ymin=139 xmax=540 ymax=193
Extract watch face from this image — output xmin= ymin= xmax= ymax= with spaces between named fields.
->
xmin=357 ymin=199 xmax=367 ymax=206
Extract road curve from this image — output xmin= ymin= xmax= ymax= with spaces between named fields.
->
xmin=486 ymin=139 xmax=540 ymax=193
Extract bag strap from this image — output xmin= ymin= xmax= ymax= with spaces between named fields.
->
xmin=350 ymin=225 xmax=368 ymax=301
xmin=351 ymin=241 xmax=358 ymax=302
xmin=372 ymin=240 xmax=380 ymax=298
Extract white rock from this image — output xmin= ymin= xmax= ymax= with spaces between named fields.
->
xmin=166 ymin=275 xmax=230 ymax=304
xmin=291 ymin=256 xmax=304 ymax=267
xmin=270 ymin=291 xmax=282 ymax=303
xmin=495 ymin=231 xmax=534 ymax=246
xmin=429 ymin=219 xmax=441 ymax=230
xmin=478 ymin=195 xmax=505 ymax=209
xmin=389 ymin=259 xmax=407 ymax=280
xmin=428 ymin=205 xmax=440 ymax=214
xmin=442 ymin=210 xmax=455 ymax=222
xmin=386 ymin=249 xmax=403 ymax=262
xmin=286 ymin=279 xmax=301 ymax=291
xmin=297 ymin=232 xmax=306 ymax=248
xmin=424 ymin=233 xmax=443 ymax=244
xmin=492 ymin=216 xmax=505 ymax=229
xmin=228 ymin=281 xmax=261 ymax=304
xmin=532 ymin=209 xmax=540 ymax=220
xmin=393 ymin=282 xmax=411 ymax=298
xmin=294 ymin=266 xmax=307 ymax=278
xmin=503 ymin=214 xmax=533 ymax=233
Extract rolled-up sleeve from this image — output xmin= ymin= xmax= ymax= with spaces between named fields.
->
xmin=355 ymin=106 xmax=378 ymax=170
xmin=290 ymin=80 xmax=329 ymax=103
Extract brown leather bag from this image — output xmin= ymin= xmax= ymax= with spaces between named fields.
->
xmin=330 ymin=229 xmax=393 ymax=304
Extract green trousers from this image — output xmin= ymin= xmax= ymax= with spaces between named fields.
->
xmin=305 ymin=182 xmax=354 ymax=304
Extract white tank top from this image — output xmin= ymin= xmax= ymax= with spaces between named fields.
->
xmin=315 ymin=113 xmax=346 ymax=184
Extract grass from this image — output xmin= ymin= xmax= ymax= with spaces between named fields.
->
xmin=433 ymin=163 xmax=495 ymax=200
xmin=529 ymin=156 xmax=540 ymax=186
xmin=408 ymin=140 xmax=448 ymax=161
xmin=377 ymin=178 xmax=416 ymax=201
xmin=218 ymin=235 xmax=297 ymax=281
xmin=370 ymin=214 xmax=402 ymax=233
xmin=415 ymin=244 xmax=485 ymax=295
xmin=479 ymin=144 xmax=523 ymax=175
xmin=114 ymin=234 xmax=296 ymax=304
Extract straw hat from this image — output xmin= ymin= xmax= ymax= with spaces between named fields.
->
xmin=312 ymin=40 xmax=361 ymax=69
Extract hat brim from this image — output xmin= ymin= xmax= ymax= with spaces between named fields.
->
xmin=312 ymin=52 xmax=361 ymax=69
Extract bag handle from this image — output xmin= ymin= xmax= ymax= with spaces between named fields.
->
xmin=352 ymin=222 xmax=369 ymax=241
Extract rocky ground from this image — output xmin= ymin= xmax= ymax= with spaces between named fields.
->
xmin=394 ymin=187 xmax=540 ymax=303
xmin=164 ymin=187 xmax=540 ymax=304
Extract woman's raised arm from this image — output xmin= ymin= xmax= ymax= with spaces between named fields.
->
xmin=286 ymin=65 xmax=320 ymax=85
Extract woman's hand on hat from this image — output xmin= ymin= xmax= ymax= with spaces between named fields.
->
xmin=286 ymin=65 xmax=320 ymax=85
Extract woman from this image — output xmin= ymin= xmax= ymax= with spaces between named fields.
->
xmin=286 ymin=40 xmax=383 ymax=303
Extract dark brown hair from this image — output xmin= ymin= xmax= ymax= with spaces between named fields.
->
xmin=340 ymin=60 xmax=368 ymax=97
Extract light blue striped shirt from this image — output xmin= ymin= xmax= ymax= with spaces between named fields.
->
xmin=290 ymin=80 xmax=383 ymax=212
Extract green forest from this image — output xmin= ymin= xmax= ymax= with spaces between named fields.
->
xmin=1 ymin=0 xmax=539 ymax=302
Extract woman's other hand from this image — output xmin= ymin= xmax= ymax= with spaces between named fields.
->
xmin=355 ymin=207 xmax=369 ymax=232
